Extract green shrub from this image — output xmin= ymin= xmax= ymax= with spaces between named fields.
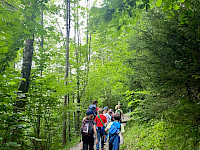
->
xmin=121 ymin=120 xmax=199 ymax=150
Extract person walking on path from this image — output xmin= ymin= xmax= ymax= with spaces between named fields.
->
xmin=103 ymin=106 xmax=111 ymax=144
xmin=94 ymin=108 xmax=107 ymax=150
xmin=105 ymin=114 xmax=124 ymax=150
xmin=108 ymin=109 xmax=114 ymax=122
xmin=115 ymin=102 xmax=124 ymax=123
xmin=92 ymin=100 xmax=99 ymax=111
xmin=103 ymin=106 xmax=111 ymax=124
xmin=88 ymin=100 xmax=99 ymax=118
xmin=81 ymin=109 xmax=98 ymax=150
xmin=81 ymin=100 xmax=99 ymax=150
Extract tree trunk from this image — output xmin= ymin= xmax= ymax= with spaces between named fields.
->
xmin=35 ymin=6 xmax=44 ymax=149
xmin=12 ymin=35 xmax=34 ymax=149
xmin=62 ymin=0 xmax=70 ymax=146
xmin=14 ymin=36 xmax=34 ymax=112
xmin=73 ymin=0 xmax=81 ymax=136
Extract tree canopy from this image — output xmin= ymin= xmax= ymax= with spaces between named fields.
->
xmin=0 ymin=0 xmax=199 ymax=149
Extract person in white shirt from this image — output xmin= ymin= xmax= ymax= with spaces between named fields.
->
xmin=103 ymin=106 xmax=111 ymax=124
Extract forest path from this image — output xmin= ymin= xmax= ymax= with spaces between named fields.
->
xmin=69 ymin=114 xmax=130 ymax=150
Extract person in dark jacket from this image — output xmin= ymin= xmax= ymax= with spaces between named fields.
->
xmin=81 ymin=110 xmax=98 ymax=150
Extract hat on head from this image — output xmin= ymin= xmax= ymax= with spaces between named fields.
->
xmin=103 ymin=106 xmax=108 ymax=110
xmin=86 ymin=109 xmax=94 ymax=115
xmin=109 ymin=109 xmax=113 ymax=112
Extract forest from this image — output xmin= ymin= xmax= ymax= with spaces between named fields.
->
xmin=0 ymin=0 xmax=199 ymax=149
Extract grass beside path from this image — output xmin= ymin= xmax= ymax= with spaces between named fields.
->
xmin=120 ymin=119 xmax=199 ymax=150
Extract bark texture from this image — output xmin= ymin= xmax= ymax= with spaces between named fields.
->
xmin=14 ymin=36 xmax=34 ymax=112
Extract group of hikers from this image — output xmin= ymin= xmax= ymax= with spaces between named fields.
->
xmin=81 ymin=100 xmax=124 ymax=150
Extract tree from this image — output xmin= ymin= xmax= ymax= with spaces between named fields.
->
xmin=62 ymin=0 xmax=71 ymax=146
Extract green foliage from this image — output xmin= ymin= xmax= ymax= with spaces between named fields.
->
xmin=0 ymin=68 xmax=20 ymax=149
xmin=0 ymin=0 xmax=200 ymax=149
xmin=0 ymin=0 xmax=68 ymax=149
xmin=82 ymin=30 xmax=133 ymax=111
xmin=120 ymin=0 xmax=199 ymax=149
xmin=89 ymin=0 xmax=200 ymax=149
xmin=121 ymin=120 xmax=199 ymax=150
xmin=156 ymin=0 xmax=162 ymax=7
xmin=0 ymin=2 xmax=24 ymax=72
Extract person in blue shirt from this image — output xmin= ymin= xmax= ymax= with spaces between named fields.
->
xmin=105 ymin=114 xmax=122 ymax=150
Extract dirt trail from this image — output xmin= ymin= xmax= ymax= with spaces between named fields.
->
xmin=69 ymin=114 xmax=130 ymax=150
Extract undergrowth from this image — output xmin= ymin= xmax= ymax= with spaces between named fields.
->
xmin=121 ymin=120 xmax=199 ymax=150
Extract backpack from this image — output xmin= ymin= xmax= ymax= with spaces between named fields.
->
xmin=81 ymin=119 xmax=94 ymax=137
xmin=115 ymin=109 xmax=122 ymax=119
xmin=109 ymin=121 xmax=121 ymax=136
xmin=88 ymin=104 xmax=97 ymax=116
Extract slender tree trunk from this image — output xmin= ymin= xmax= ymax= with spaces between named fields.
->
xmin=78 ymin=26 xmax=84 ymax=117
xmin=74 ymin=0 xmax=81 ymax=135
xmin=40 ymin=6 xmax=44 ymax=77
xmin=81 ymin=0 xmax=90 ymax=117
xmin=13 ymin=61 xmax=15 ymax=69
xmin=73 ymin=94 xmax=76 ymax=135
xmin=86 ymin=0 xmax=89 ymax=67
xmin=62 ymin=0 xmax=70 ymax=146
xmin=35 ymin=5 xmax=44 ymax=149
xmin=68 ymin=62 xmax=71 ymax=140
xmin=89 ymin=32 xmax=91 ymax=62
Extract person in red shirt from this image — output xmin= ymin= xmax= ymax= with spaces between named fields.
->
xmin=94 ymin=108 xmax=107 ymax=150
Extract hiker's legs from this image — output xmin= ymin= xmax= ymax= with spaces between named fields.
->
xmin=100 ymin=134 xmax=104 ymax=148
xmin=100 ymin=127 xmax=105 ymax=148
xmin=109 ymin=142 xmax=119 ymax=150
xmin=83 ymin=142 xmax=88 ymax=150
xmin=96 ymin=128 xmax=101 ymax=150
xmin=82 ymin=136 xmax=89 ymax=150
xmin=81 ymin=140 xmax=83 ymax=150
xmin=109 ymin=142 xmax=113 ymax=150
xmin=88 ymin=138 xmax=94 ymax=150
xmin=82 ymin=138 xmax=88 ymax=150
